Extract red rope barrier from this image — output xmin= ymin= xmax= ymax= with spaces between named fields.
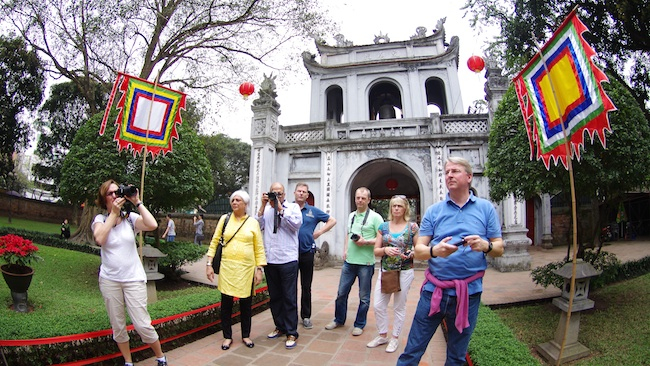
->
xmin=0 ymin=286 xmax=269 ymax=365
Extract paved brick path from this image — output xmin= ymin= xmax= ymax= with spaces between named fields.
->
xmin=136 ymin=240 xmax=650 ymax=366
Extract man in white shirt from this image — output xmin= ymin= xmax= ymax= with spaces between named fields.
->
xmin=257 ymin=182 xmax=303 ymax=349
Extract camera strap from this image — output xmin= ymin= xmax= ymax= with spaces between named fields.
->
xmin=349 ymin=209 xmax=370 ymax=232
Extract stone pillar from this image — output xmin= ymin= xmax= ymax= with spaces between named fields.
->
xmin=491 ymin=195 xmax=532 ymax=272
xmin=250 ymin=74 xmax=281 ymax=215
xmin=541 ymin=193 xmax=554 ymax=248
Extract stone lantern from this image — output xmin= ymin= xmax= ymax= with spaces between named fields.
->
xmin=141 ymin=244 xmax=167 ymax=304
xmin=537 ymin=259 xmax=601 ymax=364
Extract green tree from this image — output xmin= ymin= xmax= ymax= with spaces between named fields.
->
xmin=33 ymin=82 xmax=106 ymax=190
xmin=0 ymin=35 xmax=45 ymax=184
xmin=200 ymin=133 xmax=250 ymax=200
xmin=462 ymin=0 xmax=650 ymax=110
xmin=2 ymin=0 xmax=334 ymax=115
xmin=486 ymin=77 xmax=650 ymax=245
xmin=60 ymin=111 xmax=212 ymax=243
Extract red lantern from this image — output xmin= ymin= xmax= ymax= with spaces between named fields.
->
xmin=467 ymin=55 xmax=485 ymax=73
xmin=385 ymin=178 xmax=398 ymax=191
xmin=239 ymin=82 xmax=255 ymax=100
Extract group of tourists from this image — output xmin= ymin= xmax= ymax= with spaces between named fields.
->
xmin=90 ymin=156 xmax=504 ymax=366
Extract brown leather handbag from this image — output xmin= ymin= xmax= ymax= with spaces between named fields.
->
xmin=381 ymin=270 xmax=401 ymax=293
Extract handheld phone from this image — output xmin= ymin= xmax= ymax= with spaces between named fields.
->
xmin=452 ymin=237 xmax=467 ymax=246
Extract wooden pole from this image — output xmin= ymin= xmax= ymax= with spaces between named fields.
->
xmin=532 ymin=34 xmax=579 ymax=366
xmin=137 ymin=73 xmax=160 ymax=260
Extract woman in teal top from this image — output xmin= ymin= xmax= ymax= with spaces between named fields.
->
xmin=368 ymin=195 xmax=419 ymax=353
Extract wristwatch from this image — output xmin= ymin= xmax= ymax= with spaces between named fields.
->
xmin=484 ymin=241 xmax=493 ymax=254
xmin=206 ymin=262 xmax=212 ymax=266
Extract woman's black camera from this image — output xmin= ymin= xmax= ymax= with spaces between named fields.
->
xmin=117 ymin=184 xmax=138 ymax=197
xmin=350 ymin=233 xmax=360 ymax=241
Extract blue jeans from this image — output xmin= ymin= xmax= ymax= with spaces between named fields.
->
xmin=265 ymin=261 xmax=299 ymax=337
xmin=334 ymin=262 xmax=374 ymax=329
xmin=397 ymin=290 xmax=481 ymax=366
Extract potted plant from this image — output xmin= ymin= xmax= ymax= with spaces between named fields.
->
xmin=0 ymin=234 xmax=43 ymax=312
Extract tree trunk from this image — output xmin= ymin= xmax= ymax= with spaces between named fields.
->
xmin=70 ymin=203 xmax=101 ymax=245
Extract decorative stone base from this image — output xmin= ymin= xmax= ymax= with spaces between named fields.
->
xmin=536 ymin=340 xmax=591 ymax=364
xmin=490 ymin=226 xmax=531 ymax=272
xmin=314 ymin=241 xmax=331 ymax=269
xmin=147 ymin=282 xmax=158 ymax=304
xmin=10 ymin=291 xmax=30 ymax=313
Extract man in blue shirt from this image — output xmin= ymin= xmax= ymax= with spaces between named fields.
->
xmin=257 ymin=182 xmax=303 ymax=349
xmin=294 ymin=183 xmax=337 ymax=329
xmin=397 ymin=157 xmax=504 ymax=366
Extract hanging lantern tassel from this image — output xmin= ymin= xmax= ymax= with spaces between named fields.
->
xmin=467 ymin=55 xmax=485 ymax=73
xmin=239 ymin=82 xmax=255 ymax=100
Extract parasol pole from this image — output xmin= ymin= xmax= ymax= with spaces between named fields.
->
xmin=532 ymin=30 xmax=579 ymax=365
xmin=137 ymin=72 xmax=161 ymax=260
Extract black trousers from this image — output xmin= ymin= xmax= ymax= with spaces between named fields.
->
xmin=265 ymin=261 xmax=299 ymax=337
xmin=220 ymin=294 xmax=252 ymax=339
xmin=298 ymin=251 xmax=315 ymax=319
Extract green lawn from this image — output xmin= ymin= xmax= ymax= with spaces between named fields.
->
xmin=0 ymin=244 xmax=216 ymax=339
xmin=493 ymin=273 xmax=650 ymax=365
xmin=0 ymin=216 xmax=77 ymax=236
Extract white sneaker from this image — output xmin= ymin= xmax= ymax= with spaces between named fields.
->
xmin=351 ymin=327 xmax=363 ymax=336
xmin=366 ymin=336 xmax=388 ymax=348
xmin=325 ymin=321 xmax=342 ymax=330
xmin=386 ymin=338 xmax=399 ymax=353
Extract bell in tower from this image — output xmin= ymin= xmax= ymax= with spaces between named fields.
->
xmin=378 ymin=104 xmax=396 ymax=119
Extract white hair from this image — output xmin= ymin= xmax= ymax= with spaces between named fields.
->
xmin=230 ymin=190 xmax=250 ymax=204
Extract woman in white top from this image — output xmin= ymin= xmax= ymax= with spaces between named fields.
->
xmin=91 ymin=179 xmax=167 ymax=366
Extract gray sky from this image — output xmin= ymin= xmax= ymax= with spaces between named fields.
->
xmin=217 ymin=0 xmax=499 ymax=142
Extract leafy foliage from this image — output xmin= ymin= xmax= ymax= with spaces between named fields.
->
xmin=33 ymin=82 xmax=107 ymax=188
xmin=487 ymin=77 xmax=650 ymax=203
xmin=0 ymin=35 xmax=45 ymax=183
xmin=199 ymin=133 xmax=251 ymax=200
xmin=2 ymin=0 xmax=335 ymax=115
xmin=530 ymin=249 xmax=650 ymax=291
xmin=151 ymin=239 xmax=207 ymax=280
xmin=59 ymin=111 xmax=213 ymax=214
xmin=462 ymin=0 xmax=650 ymax=109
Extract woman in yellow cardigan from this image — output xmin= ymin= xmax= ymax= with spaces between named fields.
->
xmin=206 ymin=190 xmax=267 ymax=350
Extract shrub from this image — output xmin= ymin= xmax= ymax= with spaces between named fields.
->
xmin=531 ymin=249 xmax=650 ymax=290
xmin=152 ymin=240 xmax=206 ymax=280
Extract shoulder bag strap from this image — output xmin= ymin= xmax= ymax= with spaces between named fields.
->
xmin=223 ymin=216 xmax=249 ymax=246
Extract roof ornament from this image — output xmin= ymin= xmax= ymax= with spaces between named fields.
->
xmin=373 ymin=32 xmax=390 ymax=44
xmin=410 ymin=26 xmax=428 ymax=40
xmin=334 ymin=34 xmax=353 ymax=47
xmin=433 ymin=17 xmax=447 ymax=34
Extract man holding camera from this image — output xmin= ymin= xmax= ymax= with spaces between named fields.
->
xmin=257 ymin=182 xmax=303 ymax=349
xmin=325 ymin=187 xmax=383 ymax=336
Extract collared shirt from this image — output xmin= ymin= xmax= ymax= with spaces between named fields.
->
xmin=419 ymin=192 xmax=501 ymax=296
xmin=257 ymin=200 xmax=303 ymax=264
xmin=297 ymin=203 xmax=331 ymax=254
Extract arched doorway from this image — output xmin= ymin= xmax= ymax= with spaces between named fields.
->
xmin=347 ymin=159 xmax=422 ymax=223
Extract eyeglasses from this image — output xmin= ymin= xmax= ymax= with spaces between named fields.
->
xmin=392 ymin=195 xmax=406 ymax=199
xmin=106 ymin=190 xmax=118 ymax=197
